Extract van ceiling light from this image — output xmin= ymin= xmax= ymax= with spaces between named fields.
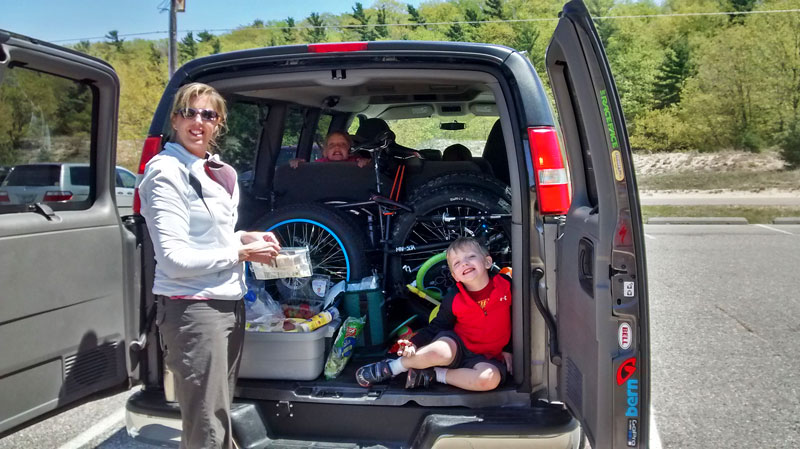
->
xmin=308 ymin=42 xmax=368 ymax=53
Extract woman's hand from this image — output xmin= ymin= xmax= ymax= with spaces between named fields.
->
xmin=501 ymin=351 xmax=513 ymax=374
xmin=239 ymin=232 xmax=281 ymax=263
xmin=240 ymin=231 xmax=279 ymax=246
xmin=396 ymin=339 xmax=417 ymax=357
xmin=355 ymin=157 xmax=371 ymax=168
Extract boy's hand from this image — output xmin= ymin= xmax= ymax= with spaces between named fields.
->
xmin=355 ymin=157 xmax=371 ymax=168
xmin=288 ymin=158 xmax=304 ymax=169
xmin=501 ymin=351 xmax=513 ymax=375
xmin=396 ymin=339 xmax=416 ymax=357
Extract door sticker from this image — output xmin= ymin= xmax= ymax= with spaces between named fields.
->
xmin=616 ymin=357 xmax=637 ymax=385
xmin=600 ymin=89 xmax=619 ymax=149
xmin=624 ymin=281 xmax=634 ymax=297
xmin=627 ymin=418 xmax=639 ymax=447
xmin=618 ymin=322 xmax=632 ymax=350
xmin=612 ymin=150 xmax=625 ymax=181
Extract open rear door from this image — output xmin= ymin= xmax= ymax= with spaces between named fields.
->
xmin=545 ymin=1 xmax=650 ymax=447
xmin=0 ymin=31 xmax=134 ymax=435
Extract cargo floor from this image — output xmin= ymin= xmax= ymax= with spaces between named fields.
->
xmin=236 ymin=352 xmax=524 ymax=409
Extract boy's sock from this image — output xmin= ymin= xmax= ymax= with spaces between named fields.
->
xmin=434 ymin=367 xmax=448 ymax=385
xmin=389 ymin=358 xmax=408 ymax=376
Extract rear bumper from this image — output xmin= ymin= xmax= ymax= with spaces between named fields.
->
xmin=126 ymin=389 xmax=581 ymax=449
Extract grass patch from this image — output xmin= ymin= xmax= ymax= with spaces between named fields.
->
xmin=641 ymin=205 xmax=800 ymax=224
xmin=637 ymin=170 xmax=800 ymax=191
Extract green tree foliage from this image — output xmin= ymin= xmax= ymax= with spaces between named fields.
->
xmin=179 ymin=32 xmax=198 ymax=63
xmin=652 ymin=35 xmax=693 ymax=110
xmin=485 ymin=0 xmax=505 ymax=19
xmin=74 ymin=40 xmax=91 ymax=54
xmin=306 ymin=12 xmax=327 ymax=42
xmin=446 ymin=23 xmax=465 ymax=41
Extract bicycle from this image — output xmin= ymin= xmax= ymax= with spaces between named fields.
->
xmin=251 ymin=130 xmax=513 ymax=300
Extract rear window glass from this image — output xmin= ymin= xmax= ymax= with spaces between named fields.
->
xmin=386 ymin=116 xmax=499 ymax=155
xmin=70 ymin=166 xmax=91 ymax=186
xmin=4 ymin=165 xmax=60 ymax=186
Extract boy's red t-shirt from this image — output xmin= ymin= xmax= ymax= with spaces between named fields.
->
xmin=409 ymin=273 xmax=512 ymax=359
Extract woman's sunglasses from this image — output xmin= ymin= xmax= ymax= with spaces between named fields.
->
xmin=176 ymin=107 xmax=219 ymax=122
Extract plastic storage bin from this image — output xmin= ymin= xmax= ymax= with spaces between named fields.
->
xmin=238 ymin=319 xmax=340 ymax=380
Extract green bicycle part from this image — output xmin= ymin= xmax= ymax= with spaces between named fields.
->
xmin=416 ymin=251 xmax=447 ymax=301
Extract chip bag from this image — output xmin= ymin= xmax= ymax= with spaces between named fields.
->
xmin=323 ymin=316 xmax=365 ymax=379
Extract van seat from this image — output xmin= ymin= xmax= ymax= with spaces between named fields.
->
xmin=272 ymin=162 xmax=385 ymax=207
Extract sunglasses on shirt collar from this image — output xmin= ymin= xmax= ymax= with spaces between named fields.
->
xmin=176 ymin=107 xmax=220 ymax=122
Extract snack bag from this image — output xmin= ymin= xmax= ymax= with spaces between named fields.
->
xmin=250 ymin=247 xmax=312 ymax=280
xmin=323 ymin=316 xmax=365 ymax=379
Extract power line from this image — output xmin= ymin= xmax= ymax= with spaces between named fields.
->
xmin=51 ymin=7 xmax=800 ymax=44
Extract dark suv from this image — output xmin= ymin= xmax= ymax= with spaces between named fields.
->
xmin=0 ymin=1 xmax=649 ymax=448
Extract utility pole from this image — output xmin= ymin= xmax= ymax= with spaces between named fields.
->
xmin=168 ymin=0 xmax=177 ymax=77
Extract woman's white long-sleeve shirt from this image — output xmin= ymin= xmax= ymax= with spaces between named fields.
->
xmin=138 ymin=142 xmax=245 ymax=300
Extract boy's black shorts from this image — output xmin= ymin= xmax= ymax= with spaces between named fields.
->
xmin=432 ymin=330 xmax=508 ymax=385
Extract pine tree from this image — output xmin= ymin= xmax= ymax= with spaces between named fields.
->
xmin=307 ymin=12 xmax=327 ymax=43
xmin=728 ymin=0 xmax=756 ymax=22
xmin=284 ymin=17 xmax=296 ymax=42
xmin=446 ymin=23 xmax=465 ymax=41
xmin=465 ymin=9 xmax=481 ymax=28
xmin=211 ymin=38 xmax=221 ymax=55
xmin=485 ymin=0 xmax=504 ymax=20
xmin=376 ymin=6 xmax=389 ymax=39
xmin=352 ymin=2 xmax=376 ymax=41
xmin=179 ymin=32 xmax=198 ymax=64
xmin=652 ymin=36 xmax=693 ymax=109
xmin=407 ymin=4 xmax=425 ymax=29
xmin=105 ymin=30 xmax=124 ymax=52
xmin=197 ymin=30 xmax=215 ymax=43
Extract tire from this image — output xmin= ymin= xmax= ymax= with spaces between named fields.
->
xmin=389 ymin=185 xmax=512 ymax=296
xmin=251 ymin=203 xmax=370 ymax=297
xmin=407 ymin=171 xmax=511 ymax=204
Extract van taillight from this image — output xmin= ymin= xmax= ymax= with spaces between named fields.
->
xmin=133 ymin=135 xmax=163 ymax=214
xmin=0 ymin=191 xmax=9 ymax=202
xmin=43 ymin=191 xmax=73 ymax=202
xmin=308 ymin=42 xmax=368 ymax=53
xmin=529 ymin=126 xmax=571 ymax=215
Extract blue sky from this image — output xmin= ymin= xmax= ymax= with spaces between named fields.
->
xmin=1 ymin=0 xmax=423 ymax=43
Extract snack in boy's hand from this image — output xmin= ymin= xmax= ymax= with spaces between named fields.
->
xmin=324 ymin=316 xmax=365 ymax=379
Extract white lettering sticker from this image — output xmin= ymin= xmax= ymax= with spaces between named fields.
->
xmin=623 ymin=281 xmax=634 ymax=297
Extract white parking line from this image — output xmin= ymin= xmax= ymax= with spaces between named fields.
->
xmin=645 ymin=233 xmax=656 ymax=240
xmin=650 ymin=408 xmax=663 ymax=449
xmin=58 ymin=408 xmax=125 ymax=449
xmin=754 ymin=224 xmax=795 ymax=235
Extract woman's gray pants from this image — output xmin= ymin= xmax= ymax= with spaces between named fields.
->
xmin=157 ymin=297 xmax=245 ymax=449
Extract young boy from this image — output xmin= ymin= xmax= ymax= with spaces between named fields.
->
xmin=289 ymin=131 xmax=370 ymax=168
xmin=356 ymin=237 xmax=512 ymax=391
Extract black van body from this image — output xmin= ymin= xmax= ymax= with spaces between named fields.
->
xmin=0 ymin=1 xmax=649 ymax=447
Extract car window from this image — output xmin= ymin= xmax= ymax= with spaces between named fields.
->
xmin=0 ymin=65 xmax=94 ymax=212
xmin=70 ymin=166 xmax=91 ymax=186
xmin=116 ymin=168 xmax=136 ymax=188
xmin=3 ymin=165 xmax=60 ymax=186
xmin=217 ymin=102 xmax=267 ymax=174
xmin=311 ymin=113 xmax=333 ymax=161
xmin=385 ymin=115 xmax=498 ymax=155
xmin=276 ymin=106 xmax=305 ymax=167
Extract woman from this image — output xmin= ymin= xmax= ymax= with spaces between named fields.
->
xmin=138 ymin=82 xmax=280 ymax=449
